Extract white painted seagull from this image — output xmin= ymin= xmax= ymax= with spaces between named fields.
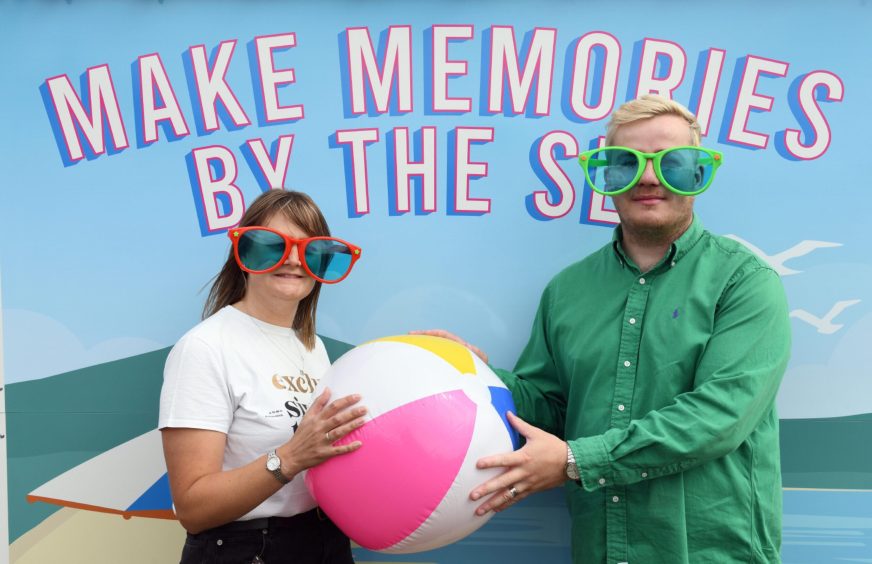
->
xmin=723 ymin=235 xmax=842 ymax=276
xmin=790 ymin=299 xmax=861 ymax=334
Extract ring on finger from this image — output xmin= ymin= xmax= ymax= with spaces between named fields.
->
xmin=508 ymin=486 xmax=518 ymax=499
xmin=326 ymin=431 xmax=332 ymax=442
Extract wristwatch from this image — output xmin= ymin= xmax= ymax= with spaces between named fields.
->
xmin=266 ymin=450 xmax=290 ymax=484
xmin=565 ymin=443 xmax=580 ymax=481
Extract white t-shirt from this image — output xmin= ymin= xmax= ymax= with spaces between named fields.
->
xmin=159 ymin=305 xmax=331 ymax=520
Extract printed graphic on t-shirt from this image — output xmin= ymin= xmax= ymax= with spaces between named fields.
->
xmin=271 ymin=372 xmax=320 ymax=432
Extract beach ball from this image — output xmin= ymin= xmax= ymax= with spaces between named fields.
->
xmin=304 ymin=334 xmax=520 ymax=554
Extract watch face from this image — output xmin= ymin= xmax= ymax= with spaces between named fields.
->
xmin=567 ymin=465 xmax=580 ymax=480
xmin=267 ymin=454 xmax=281 ymax=471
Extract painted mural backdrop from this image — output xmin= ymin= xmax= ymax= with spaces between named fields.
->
xmin=1 ymin=2 xmax=870 ymax=562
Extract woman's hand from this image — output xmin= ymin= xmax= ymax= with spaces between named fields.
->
xmin=278 ymin=387 xmax=367 ymax=478
xmin=162 ymin=388 xmax=366 ymax=533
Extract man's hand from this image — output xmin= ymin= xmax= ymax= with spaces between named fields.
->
xmin=470 ymin=412 xmax=567 ymax=515
xmin=409 ymin=328 xmax=489 ymax=364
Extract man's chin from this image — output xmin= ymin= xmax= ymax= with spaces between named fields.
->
xmin=621 ymin=213 xmax=691 ymax=241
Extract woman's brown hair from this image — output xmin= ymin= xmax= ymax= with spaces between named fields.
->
xmin=202 ymin=189 xmax=331 ymax=350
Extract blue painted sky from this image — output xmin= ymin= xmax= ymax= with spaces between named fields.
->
xmin=1 ymin=1 xmax=870 ymax=422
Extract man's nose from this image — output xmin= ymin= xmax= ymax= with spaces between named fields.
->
xmin=638 ymin=159 xmax=658 ymax=185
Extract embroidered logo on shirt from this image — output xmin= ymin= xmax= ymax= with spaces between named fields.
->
xmin=672 ymin=307 xmax=680 ymax=319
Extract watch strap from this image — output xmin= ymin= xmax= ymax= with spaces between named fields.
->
xmin=565 ymin=443 xmax=580 ymax=481
xmin=267 ymin=450 xmax=290 ymax=485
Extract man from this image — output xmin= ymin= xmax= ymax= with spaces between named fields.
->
xmin=424 ymin=95 xmax=791 ymax=563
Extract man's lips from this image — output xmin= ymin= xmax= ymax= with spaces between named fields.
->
xmin=631 ymin=193 xmax=667 ymax=204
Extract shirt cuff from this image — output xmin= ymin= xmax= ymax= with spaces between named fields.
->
xmin=572 ymin=435 xmax=612 ymax=492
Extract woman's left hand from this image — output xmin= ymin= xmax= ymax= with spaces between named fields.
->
xmin=278 ymin=387 xmax=367 ymax=477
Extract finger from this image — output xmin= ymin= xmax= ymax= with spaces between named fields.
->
xmin=409 ymin=329 xmax=461 ymax=342
xmin=470 ymin=469 xmax=526 ymax=500
xmin=329 ymin=440 xmax=363 ymax=455
xmin=465 ymin=342 xmax=489 ymax=364
xmin=329 ymin=414 xmax=368 ymax=442
xmin=476 ymin=450 xmax=526 ymax=471
xmin=308 ymin=387 xmax=333 ymax=415
xmin=506 ymin=412 xmax=535 ymax=437
xmin=324 ymin=405 xmax=368 ymax=432
xmin=496 ymin=484 xmax=525 ymax=512
xmin=408 ymin=330 xmax=489 ymax=363
xmin=475 ymin=488 xmax=520 ymax=516
xmin=322 ymin=393 xmax=362 ymax=419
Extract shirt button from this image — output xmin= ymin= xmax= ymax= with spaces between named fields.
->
xmin=641 ymin=472 xmax=648 ymax=478
xmin=612 ymin=496 xmax=620 ymax=503
xmin=623 ymin=360 xmax=631 ymax=367
xmin=670 ymin=261 xmax=676 ymax=267
xmin=598 ymin=478 xmax=606 ymax=485
xmin=629 ymin=318 xmax=636 ymax=325
xmin=618 ymin=404 xmax=625 ymax=411
xmin=639 ymin=277 xmax=646 ymax=284
xmin=217 ymin=539 xmax=224 ymax=546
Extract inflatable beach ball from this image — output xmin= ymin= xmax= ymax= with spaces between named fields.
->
xmin=304 ymin=334 xmax=520 ymax=554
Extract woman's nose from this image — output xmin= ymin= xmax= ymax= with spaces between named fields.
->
xmin=285 ymin=244 xmax=302 ymax=265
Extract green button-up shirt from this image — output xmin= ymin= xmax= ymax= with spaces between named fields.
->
xmin=496 ymin=215 xmax=791 ymax=563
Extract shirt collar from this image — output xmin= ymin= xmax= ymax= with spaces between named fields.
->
xmin=611 ymin=213 xmax=704 ymax=271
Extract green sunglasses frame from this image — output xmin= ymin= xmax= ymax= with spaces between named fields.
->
xmin=578 ymin=145 xmax=724 ymax=197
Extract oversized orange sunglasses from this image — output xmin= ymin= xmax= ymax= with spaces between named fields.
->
xmin=228 ymin=226 xmax=362 ymax=284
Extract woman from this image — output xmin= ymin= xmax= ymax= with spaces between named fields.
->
xmin=159 ymin=189 xmax=365 ymax=563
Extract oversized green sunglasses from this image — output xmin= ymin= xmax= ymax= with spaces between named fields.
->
xmin=578 ymin=146 xmax=723 ymax=196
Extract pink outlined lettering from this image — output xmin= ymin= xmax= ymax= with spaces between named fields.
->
xmin=487 ymin=26 xmax=557 ymax=115
xmin=635 ymin=38 xmax=687 ymax=99
xmin=783 ymin=70 xmax=844 ymax=160
xmin=254 ymin=33 xmax=303 ymax=123
xmin=346 ymin=26 xmax=413 ymax=115
xmin=693 ymin=48 xmax=726 ymax=137
xmin=191 ymin=145 xmax=245 ymax=232
xmin=569 ymin=31 xmax=621 ymax=121
xmin=189 ymin=40 xmax=251 ymax=132
xmin=245 ymin=134 xmax=295 ymax=189
xmin=45 ymin=65 xmax=129 ymax=161
xmin=532 ymin=131 xmax=578 ymax=219
xmin=393 ymin=126 xmax=437 ymax=213
xmin=452 ymin=127 xmax=494 ymax=213
xmin=432 ymin=24 xmax=474 ymax=113
xmin=138 ymin=53 xmax=190 ymax=144
xmin=727 ymin=55 xmax=789 ymax=149
xmin=335 ymin=128 xmax=380 ymax=215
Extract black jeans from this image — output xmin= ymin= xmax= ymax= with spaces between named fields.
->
xmin=180 ymin=508 xmax=354 ymax=564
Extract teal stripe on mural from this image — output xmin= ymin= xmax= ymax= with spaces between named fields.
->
xmin=5 ymin=340 xmax=871 ymax=544
xmin=4 ymin=334 xmax=355 ymax=543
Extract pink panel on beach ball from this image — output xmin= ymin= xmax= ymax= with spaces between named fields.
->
xmin=306 ymin=390 xmax=476 ymax=551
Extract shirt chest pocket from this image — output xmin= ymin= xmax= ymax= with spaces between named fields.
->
xmin=635 ymin=308 xmax=712 ymax=409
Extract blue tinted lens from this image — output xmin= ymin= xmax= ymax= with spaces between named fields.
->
xmin=238 ymin=229 xmax=286 ymax=271
xmin=660 ymin=148 xmax=711 ymax=193
xmin=305 ymin=240 xmax=352 ymax=281
xmin=589 ymin=148 xmax=639 ymax=193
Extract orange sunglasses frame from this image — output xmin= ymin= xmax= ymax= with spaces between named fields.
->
xmin=227 ymin=226 xmax=362 ymax=284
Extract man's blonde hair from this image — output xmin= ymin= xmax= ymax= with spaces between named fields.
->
xmin=605 ymin=94 xmax=701 ymax=147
